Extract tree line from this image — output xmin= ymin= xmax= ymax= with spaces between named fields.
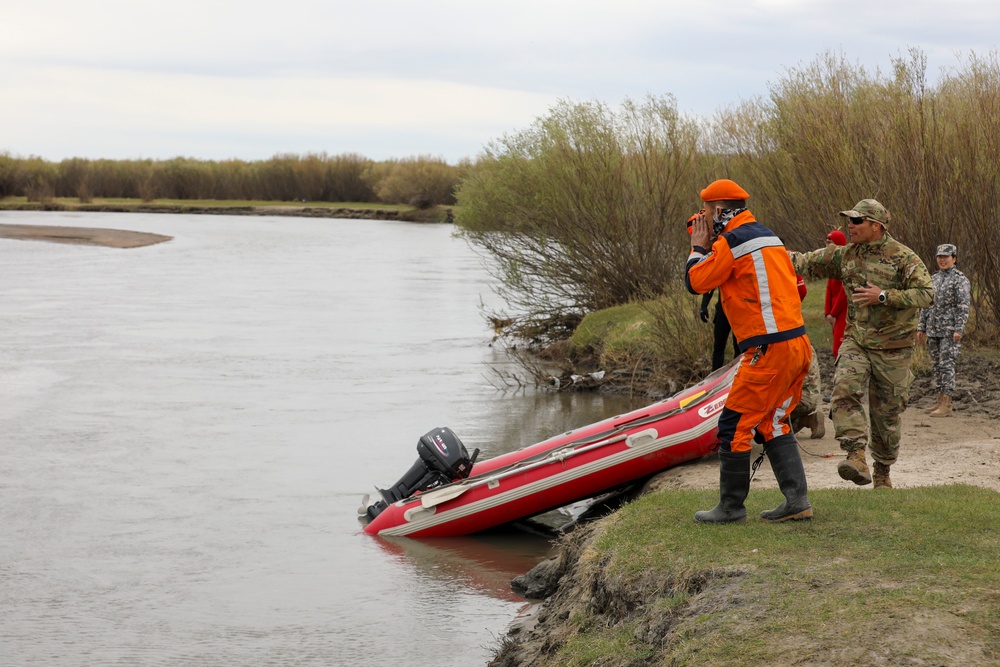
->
xmin=0 ymin=153 xmax=468 ymax=209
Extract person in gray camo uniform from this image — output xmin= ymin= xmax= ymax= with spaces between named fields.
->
xmin=917 ymin=243 xmax=971 ymax=418
xmin=790 ymin=199 xmax=933 ymax=490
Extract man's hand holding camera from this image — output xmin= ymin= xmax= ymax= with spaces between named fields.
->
xmin=690 ymin=210 xmax=712 ymax=250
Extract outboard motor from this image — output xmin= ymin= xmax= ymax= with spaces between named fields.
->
xmin=364 ymin=427 xmax=478 ymax=521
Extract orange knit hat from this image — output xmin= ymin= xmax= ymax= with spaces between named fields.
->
xmin=700 ymin=179 xmax=749 ymax=202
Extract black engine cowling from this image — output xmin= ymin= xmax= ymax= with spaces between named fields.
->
xmin=364 ymin=427 xmax=478 ymax=521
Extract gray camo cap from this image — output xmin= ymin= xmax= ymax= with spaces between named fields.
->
xmin=936 ymin=243 xmax=957 ymax=256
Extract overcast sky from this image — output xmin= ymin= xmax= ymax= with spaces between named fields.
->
xmin=2 ymin=0 xmax=998 ymax=164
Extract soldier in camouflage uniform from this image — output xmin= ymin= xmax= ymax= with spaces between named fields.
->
xmin=789 ymin=274 xmax=826 ymax=439
xmin=917 ymin=243 xmax=971 ymax=418
xmin=790 ymin=199 xmax=933 ymax=489
xmin=790 ymin=351 xmax=825 ymax=438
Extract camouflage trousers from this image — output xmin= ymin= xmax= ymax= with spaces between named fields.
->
xmin=790 ymin=343 xmax=822 ymax=419
xmin=831 ymin=338 xmax=914 ymax=466
xmin=927 ymin=336 xmax=962 ymax=396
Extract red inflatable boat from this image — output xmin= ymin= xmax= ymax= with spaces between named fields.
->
xmin=359 ymin=362 xmax=737 ymax=537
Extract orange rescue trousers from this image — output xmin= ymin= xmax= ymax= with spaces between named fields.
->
xmin=717 ymin=336 xmax=812 ymax=453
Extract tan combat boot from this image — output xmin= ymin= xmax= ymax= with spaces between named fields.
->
xmin=929 ymin=395 xmax=952 ymax=418
xmin=837 ymin=448 xmax=872 ymax=485
xmin=808 ymin=412 xmax=826 ymax=440
xmin=924 ymin=393 xmax=944 ymax=414
xmin=790 ymin=413 xmax=805 ymax=434
xmin=873 ymin=461 xmax=892 ymax=489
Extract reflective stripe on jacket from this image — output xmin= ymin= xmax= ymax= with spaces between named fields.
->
xmin=685 ymin=210 xmax=806 ymax=352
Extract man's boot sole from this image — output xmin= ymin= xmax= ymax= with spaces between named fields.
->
xmin=761 ymin=508 xmax=813 ymax=522
xmin=837 ymin=460 xmax=872 ymax=485
xmin=694 ymin=511 xmax=747 ymax=525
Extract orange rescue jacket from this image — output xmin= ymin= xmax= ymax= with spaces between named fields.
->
xmin=685 ymin=210 xmax=805 ymax=351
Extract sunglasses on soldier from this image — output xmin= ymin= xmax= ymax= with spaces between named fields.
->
xmin=847 ymin=217 xmax=869 ymax=225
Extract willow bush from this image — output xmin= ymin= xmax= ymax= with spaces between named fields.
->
xmin=712 ymin=50 xmax=943 ymax=249
xmin=714 ymin=48 xmax=1000 ymax=338
xmin=0 ymin=153 xmax=26 ymax=196
xmin=0 ymin=152 xmax=25 ymax=198
xmin=455 ymin=95 xmax=705 ymax=345
xmin=933 ymin=53 xmax=1000 ymax=336
xmin=363 ymin=155 xmax=465 ymax=208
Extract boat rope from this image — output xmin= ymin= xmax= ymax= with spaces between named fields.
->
xmin=750 ymin=450 xmax=766 ymax=482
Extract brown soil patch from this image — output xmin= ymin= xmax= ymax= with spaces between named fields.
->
xmin=646 ymin=405 xmax=1000 ymax=495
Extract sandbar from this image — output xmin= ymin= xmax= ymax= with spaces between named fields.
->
xmin=0 ymin=224 xmax=172 ymax=249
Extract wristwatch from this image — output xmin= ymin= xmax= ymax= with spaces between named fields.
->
xmin=878 ymin=290 xmax=887 ymax=304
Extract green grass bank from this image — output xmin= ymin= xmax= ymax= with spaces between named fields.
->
xmin=492 ymin=484 xmax=1000 ymax=666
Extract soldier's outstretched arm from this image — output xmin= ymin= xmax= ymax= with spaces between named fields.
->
xmin=789 ymin=244 xmax=842 ymax=280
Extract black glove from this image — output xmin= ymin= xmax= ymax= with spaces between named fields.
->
xmin=699 ymin=308 xmax=710 ymax=323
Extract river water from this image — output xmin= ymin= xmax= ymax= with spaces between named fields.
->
xmin=0 ymin=211 xmax=641 ymax=666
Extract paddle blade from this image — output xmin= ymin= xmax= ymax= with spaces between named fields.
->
xmin=420 ymin=483 xmax=469 ymax=509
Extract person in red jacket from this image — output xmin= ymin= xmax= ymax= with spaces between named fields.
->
xmin=824 ymin=229 xmax=848 ymax=357
xmin=685 ymin=179 xmax=813 ymax=524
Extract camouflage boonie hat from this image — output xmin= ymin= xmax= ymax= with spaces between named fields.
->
xmin=936 ymin=243 xmax=957 ymax=256
xmin=839 ymin=199 xmax=891 ymax=226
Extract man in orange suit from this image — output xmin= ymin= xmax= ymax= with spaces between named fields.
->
xmin=685 ymin=179 xmax=813 ymax=524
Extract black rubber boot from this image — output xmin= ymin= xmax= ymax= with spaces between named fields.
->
xmin=694 ymin=449 xmax=750 ymax=524
xmin=760 ymin=434 xmax=813 ymax=522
